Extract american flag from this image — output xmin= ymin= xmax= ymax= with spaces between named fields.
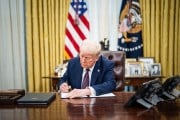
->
xmin=65 ymin=0 xmax=90 ymax=59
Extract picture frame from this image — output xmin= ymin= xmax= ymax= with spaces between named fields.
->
xmin=125 ymin=58 xmax=137 ymax=63
xmin=126 ymin=61 xmax=143 ymax=77
xmin=138 ymin=57 xmax=155 ymax=76
xmin=150 ymin=63 xmax=161 ymax=76
xmin=125 ymin=58 xmax=137 ymax=77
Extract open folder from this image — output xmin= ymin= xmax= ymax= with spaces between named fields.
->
xmin=60 ymin=92 xmax=115 ymax=99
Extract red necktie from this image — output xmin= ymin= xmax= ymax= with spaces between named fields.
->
xmin=81 ymin=69 xmax=90 ymax=89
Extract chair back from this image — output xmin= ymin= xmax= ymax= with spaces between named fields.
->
xmin=101 ymin=51 xmax=126 ymax=91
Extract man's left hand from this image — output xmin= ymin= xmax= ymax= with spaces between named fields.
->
xmin=66 ymin=88 xmax=91 ymax=98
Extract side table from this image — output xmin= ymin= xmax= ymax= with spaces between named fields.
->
xmin=42 ymin=76 xmax=61 ymax=91
xmin=124 ymin=76 xmax=164 ymax=91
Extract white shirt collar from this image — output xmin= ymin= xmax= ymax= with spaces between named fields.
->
xmin=83 ymin=64 xmax=95 ymax=73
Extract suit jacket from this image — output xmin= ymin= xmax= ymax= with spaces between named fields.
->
xmin=58 ymin=55 xmax=116 ymax=95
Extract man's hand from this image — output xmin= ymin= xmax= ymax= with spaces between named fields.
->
xmin=59 ymin=83 xmax=70 ymax=93
xmin=66 ymin=88 xmax=91 ymax=98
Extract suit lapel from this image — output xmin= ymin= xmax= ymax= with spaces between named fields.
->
xmin=91 ymin=56 xmax=102 ymax=85
xmin=76 ymin=64 xmax=83 ymax=88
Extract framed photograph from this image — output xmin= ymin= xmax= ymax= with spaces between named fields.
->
xmin=125 ymin=58 xmax=137 ymax=63
xmin=150 ymin=63 xmax=161 ymax=76
xmin=126 ymin=61 xmax=143 ymax=77
xmin=138 ymin=57 xmax=154 ymax=76
xmin=125 ymin=58 xmax=137 ymax=77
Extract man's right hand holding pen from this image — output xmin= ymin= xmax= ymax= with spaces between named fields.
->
xmin=58 ymin=82 xmax=92 ymax=98
xmin=59 ymin=82 xmax=71 ymax=93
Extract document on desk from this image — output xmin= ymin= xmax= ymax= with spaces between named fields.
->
xmin=60 ymin=92 xmax=115 ymax=99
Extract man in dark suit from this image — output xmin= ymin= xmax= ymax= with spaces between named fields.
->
xmin=58 ymin=40 xmax=116 ymax=98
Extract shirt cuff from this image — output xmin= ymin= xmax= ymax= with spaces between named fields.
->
xmin=89 ymin=87 xmax=96 ymax=96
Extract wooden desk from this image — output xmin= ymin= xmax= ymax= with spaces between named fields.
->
xmin=0 ymin=92 xmax=179 ymax=120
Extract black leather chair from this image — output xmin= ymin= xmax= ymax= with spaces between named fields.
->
xmin=101 ymin=51 xmax=126 ymax=91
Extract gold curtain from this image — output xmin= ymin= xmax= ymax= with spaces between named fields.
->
xmin=26 ymin=0 xmax=70 ymax=92
xmin=140 ymin=0 xmax=180 ymax=78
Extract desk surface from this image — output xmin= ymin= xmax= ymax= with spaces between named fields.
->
xmin=0 ymin=92 xmax=179 ymax=120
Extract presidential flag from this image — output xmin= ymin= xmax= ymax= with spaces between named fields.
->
xmin=65 ymin=0 xmax=90 ymax=59
xmin=118 ymin=0 xmax=143 ymax=58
